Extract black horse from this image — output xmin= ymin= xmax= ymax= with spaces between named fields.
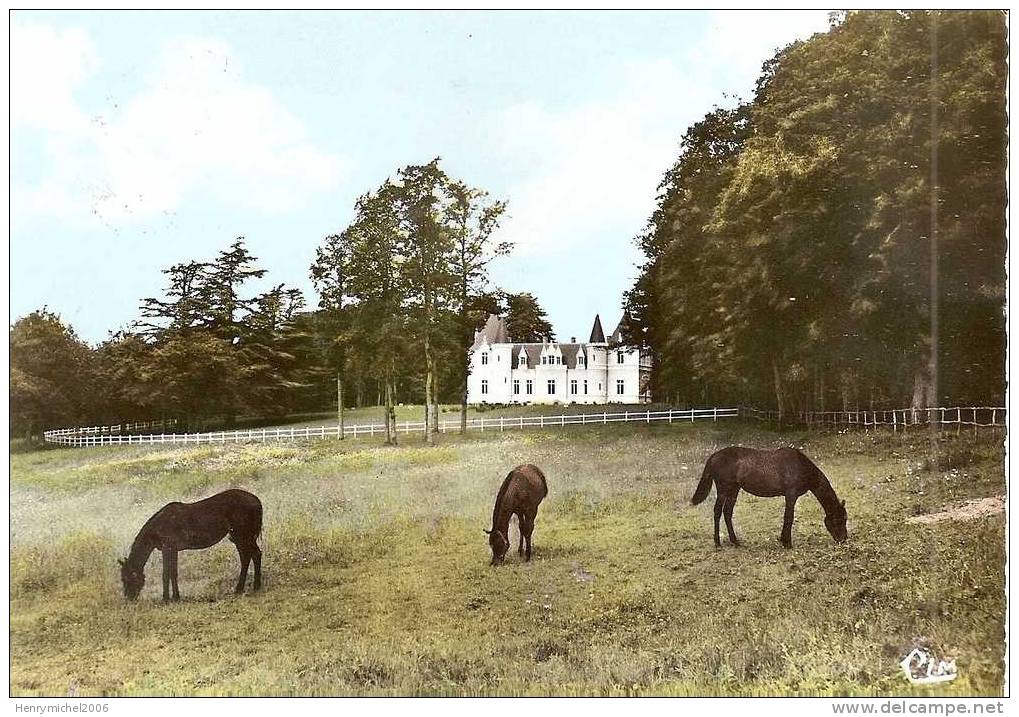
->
xmin=691 ymin=447 xmax=848 ymax=548
xmin=119 ymin=488 xmax=263 ymax=601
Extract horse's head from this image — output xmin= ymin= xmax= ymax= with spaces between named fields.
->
xmin=824 ymin=500 xmax=849 ymax=543
xmin=484 ymin=528 xmax=509 ymax=566
xmin=118 ymin=558 xmax=144 ymax=600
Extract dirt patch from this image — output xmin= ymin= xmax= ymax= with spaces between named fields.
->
xmin=907 ymin=495 xmax=1005 ymax=525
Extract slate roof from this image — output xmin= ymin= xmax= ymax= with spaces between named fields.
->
xmin=608 ymin=318 xmax=624 ymax=346
xmin=589 ymin=315 xmax=606 ymax=343
xmin=470 ymin=314 xmax=510 ymax=350
xmin=510 ymin=343 xmax=590 ymax=369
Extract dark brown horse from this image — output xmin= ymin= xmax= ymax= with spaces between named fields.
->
xmin=119 ymin=488 xmax=263 ymax=601
xmin=485 ymin=464 xmax=548 ymax=565
xmin=691 ymin=447 xmax=848 ymax=548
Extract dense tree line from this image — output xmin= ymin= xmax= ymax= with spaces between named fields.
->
xmin=10 ymin=161 xmax=563 ymax=439
xmin=622 ymin=10 xmax=1006 ymax=415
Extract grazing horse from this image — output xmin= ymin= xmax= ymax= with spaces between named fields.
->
xmin=485 ymin=464 xmax=548 ymax=565
xmin=691 ymin=447 xmax=848 ymax=548
xmin=119 ymin=488 xmax=263 ymax=602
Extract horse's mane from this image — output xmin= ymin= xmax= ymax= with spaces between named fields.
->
xmin=492 ymin=471 xmax=514 ymax=523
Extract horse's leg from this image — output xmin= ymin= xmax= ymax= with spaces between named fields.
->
xmin=517 ymin=513 xmax=525 ymax=556
xmin=780 ymin=493 xmax=798 ymax=548
xmin=522 ymin=515 xmax=534 ymax=561
xmin=723 ymin=490 xmax=740 ymax=546
xmin=713 ymin=495 xmax=725 ymax=547
xmin=170 ymin=550 xmax=180 ymax=601
xmin=251 ymin=541 xmax=262 ymax=591
xmin=234 ymin=543 xmax=251 ymax=594
xmin=161 ymin=548 xmax=173 ymax=603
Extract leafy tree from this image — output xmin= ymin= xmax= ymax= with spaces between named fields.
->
xmin=504 ymin=292 xmax=555 ymax=343
xmin=10 ymin=310 xmax=97 ymax=437
xmin=445 ymin=178 xmax=509 ymax=432
xmin=627 ymin=10 xmax=1005 ymax=412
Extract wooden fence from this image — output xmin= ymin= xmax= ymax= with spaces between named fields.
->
xmin=42 ymin=405 xmax=1005 ymax=448
xmin=42 ymin=407 xmax=739 ymax=447
xmin=741 ymin=406 xmax=1007 ymax=430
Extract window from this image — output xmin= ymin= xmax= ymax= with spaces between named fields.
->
xmin=526 ymin=379 xmax=533 ymax=395
xmin=513 ymin=380 xmax=520 ymax=395
xmin=541 ymin=356 xmax=547 ymax=365
xmin=579 ymin=355 xmax=585 ymax=367
xmin=497 ymin=354 xmax=500 ymax=362
xmin=583 ymin=380 xmax=588 ymax=395
xmin=547 ymin=379 xmax=556 ymax=395
xmin=519 ymin=355 xmax=526 ymax=368
xmin=481 ymin=353 xmax=488 ymax=365
xmin=557 ymin=356 xmax=562 ymax=365
xmin=481 ymin=380 xmax=489 ymax=395
xmin=617 ymin=350 xmax=625 ymax=364
xmin=616 ymin=379 xmax=625 ymax=395
xmin=570 ymin=380 xmax=578 ymax=395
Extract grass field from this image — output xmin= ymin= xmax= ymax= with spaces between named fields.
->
xmin=9 ymin=420 xmax=1005 ymax=696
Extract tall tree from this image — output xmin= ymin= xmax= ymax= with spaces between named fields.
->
xmin=504 ymin=292 xmax=555 ymax=343
xmin=397 ymin=159 xmax=456 ymax=443
xmin=446 ymin=179 xmax=509 ymax=432
xmin=10 ymin=310 xmax=97 ymax=437
xmin=310 ymin=232 xmax=352 ymax=436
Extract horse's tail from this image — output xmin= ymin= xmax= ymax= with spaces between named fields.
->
xmin=690 ymin=461 xmax=715 ymax=506
xmin=254 ymin=500 xmax=265 ymax=553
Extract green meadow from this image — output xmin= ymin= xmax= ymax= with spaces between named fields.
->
xmin=9 ymin=420 xmax=1005 ymax=696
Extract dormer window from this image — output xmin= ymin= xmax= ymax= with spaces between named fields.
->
xmin=616 ymin=350 xmax=625 ymax=364
xmin=518 ymin=355 xmax=527 ymax=368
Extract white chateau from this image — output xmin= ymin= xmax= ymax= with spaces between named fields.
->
xmin=466 ymin=314 xmax=651 ymax=405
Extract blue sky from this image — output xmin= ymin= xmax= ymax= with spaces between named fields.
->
xmin=11 ymin=10 xmax=832 ymax=344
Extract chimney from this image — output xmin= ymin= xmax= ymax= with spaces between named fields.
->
xmin=571 ymin=336 xmax=576 ymax=343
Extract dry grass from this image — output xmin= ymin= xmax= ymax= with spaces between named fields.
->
xmin=9 ymin=422 xmax=1006 ymax=696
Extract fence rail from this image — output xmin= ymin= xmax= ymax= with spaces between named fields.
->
xmin=742 ymin=406 xmax=1007 ymax=430
xmin=42 ymin=418 xmax=178 ymax=438
xmin=42 ymin=404 xmax=1005 ymax=448
xmin=43 ymin=407 xmax=739 ymax=447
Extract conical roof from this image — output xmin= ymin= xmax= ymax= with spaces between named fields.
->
xmin=589 ymin=314 xmax=606 ymax=343
xmin=471 ymin=314 xmax=510 ymax=350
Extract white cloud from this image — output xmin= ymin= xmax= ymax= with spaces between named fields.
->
xmin=12 ymin=25 xmax=345 ymax=226
xmin=11 ymin=21 xmax=98 ymax=133
xmin=695 ymin=10 xmax=833 ymax=83
xmin=489 ymin=58 xmax=710 ymax=258
xmin=487 ymin=11 xmax=832 ymax=259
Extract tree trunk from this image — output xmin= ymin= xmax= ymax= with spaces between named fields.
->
xmin=337 ymin=373 xmax=344 ymax=440
xmin=389 ymin=379 xmax=398 ymax=446
xmin=772 ymin=358 xmax=785 ymax=424
xmin=384 ymin=377 xmax=395 ymax=446
xmin=424 ymin=332 xmax=435 ymax=445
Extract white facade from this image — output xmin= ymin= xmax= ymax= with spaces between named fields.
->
xmin=466 ymin=314 xmax=651 ymax=405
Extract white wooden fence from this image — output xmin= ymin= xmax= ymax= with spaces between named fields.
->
xmin=42 ymin=407 xmax=739 ymax=448
xmin=742 ymin=406 xmax=1007 ymax=431
xmin=41 ymin=404 xmax=1005 ymax=448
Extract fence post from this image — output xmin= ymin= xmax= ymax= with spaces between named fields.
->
xmin=669 ymin=409 xmax=673 ymax=424
xmin=646 ymin=410 xmax=650 ymax=424
xmin=501 ymin=417 xmax=504 ymax=432
xmin=713 ymin=407 xmax=717 ymax=422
